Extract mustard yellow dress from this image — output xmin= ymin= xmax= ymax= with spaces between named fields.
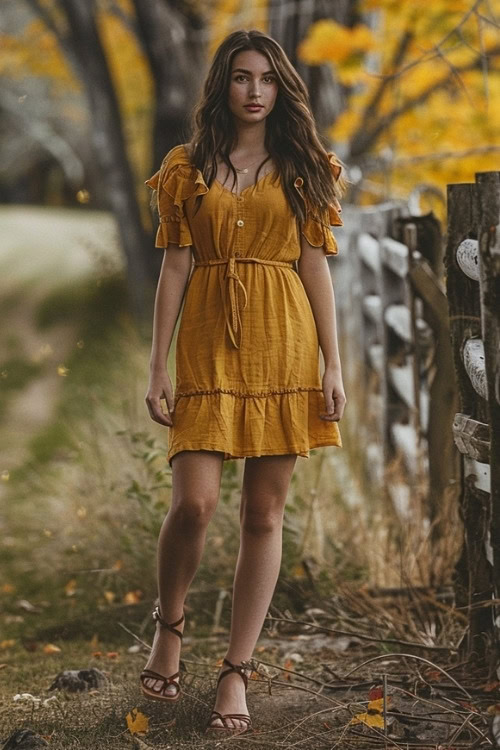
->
xmin=145 ymin=144 xmax=343 ymax=464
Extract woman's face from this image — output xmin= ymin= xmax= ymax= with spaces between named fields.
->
xmin=228 ymin=50 xmax=278 ymax=124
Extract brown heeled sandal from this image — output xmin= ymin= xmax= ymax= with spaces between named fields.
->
xmin=140 ymin=605 xmax=184 ymax=703
xmin=205 ymin=658 xmax=252 ymax=735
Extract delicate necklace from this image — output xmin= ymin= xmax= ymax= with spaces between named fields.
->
xmin=234 ymin=154 xmax=269 ymax=174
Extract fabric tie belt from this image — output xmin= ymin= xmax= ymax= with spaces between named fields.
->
xmin=193 ymin=256 xmax=295 ymax=349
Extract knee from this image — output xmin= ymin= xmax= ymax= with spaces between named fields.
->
xmin=241 ymin=502 xmax=284 ymax=536
xmin=170 ymin=494 xmax=217 ymax=531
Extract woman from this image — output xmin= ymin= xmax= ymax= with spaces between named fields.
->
xmin=141 ymin=29 xmax=347 ymax=735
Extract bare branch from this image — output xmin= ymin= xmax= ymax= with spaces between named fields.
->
xmin=349 ymin=45 xmax=500 ymax=157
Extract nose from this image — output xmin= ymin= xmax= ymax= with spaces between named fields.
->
xmin=249 ymin=79 xmax=261 ymax=98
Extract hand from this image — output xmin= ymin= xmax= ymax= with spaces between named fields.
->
xmin=145 ymin=369 xmax=175 ymax=427
xmin=320 ymin=368 xmax=346 ymax=422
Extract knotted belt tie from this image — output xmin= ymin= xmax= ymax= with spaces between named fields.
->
xmin=193 ymin=256 xmax=295 ymax=349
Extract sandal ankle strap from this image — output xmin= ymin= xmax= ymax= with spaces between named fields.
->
xmin=152 ymin=605 xmax=184 ymax=639
xmin=217 ymin=657 xmax=250 ymax=690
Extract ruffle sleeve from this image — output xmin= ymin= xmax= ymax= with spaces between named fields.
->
xmin=145 ymin=144 xmax=208 ymax=248
xmin=295 ymin=152 xmax=344 ymax=256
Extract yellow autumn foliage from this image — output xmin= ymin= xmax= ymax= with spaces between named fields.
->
xmin=299 ymin=0 xmax=500 ymax=202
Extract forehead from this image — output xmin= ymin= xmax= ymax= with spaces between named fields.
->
xmin=231 ymin=49 xmax=273 ymax=72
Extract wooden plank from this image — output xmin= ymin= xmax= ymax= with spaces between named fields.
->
xmin=358 ymin=233 xmax=381 ymax=273
xmin=462 ymin=338 xmax=488 ymax=400
xmin=381 ymin=236 xmax=409 ymax=278
xmin=476 ymin=169 xmax=500 ymax=602
xmin=452 ymin=413 xmax=491 ymax=462
xmin=362 ymin=294 xmax=382 ymax=323
xmin=387 ymin=480 xmax=412 ymax=521
xmin=391 ymin=422 xmax=418 ymax=475
xmin=384 ymin=303 xmax=432 ymax=345
xmin=446 ymin=181 xmax=493 ymax=657
xmin=368 ymin=343 xmax=383 ymax=373
xmin=388 ymin=361 xmax=430 ymax=431
xmin=463 ymin=456 xmax=491 ymax=493
xmin=456 ymin=239 xmax=480 ymax=281
xmin=409 ymin=255 xmax=460 ymax=537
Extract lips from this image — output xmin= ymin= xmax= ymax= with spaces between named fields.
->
xmin=244 ymin=104 xmax=264 ymax=111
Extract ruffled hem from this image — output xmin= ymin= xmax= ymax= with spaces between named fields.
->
xmin=165 ymin=388 xmax=342 ymax=464
xmin=145 ymin=144 xmax=208 ymax=247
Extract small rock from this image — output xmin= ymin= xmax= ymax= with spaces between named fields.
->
xmin=1 ymin=729 xmax=48 ymax=749
xmin=48 ymin=667 xmax=107 ymax=692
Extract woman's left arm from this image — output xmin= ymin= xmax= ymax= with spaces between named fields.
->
xmin=297 ymin=237 xmax=346 ymax=422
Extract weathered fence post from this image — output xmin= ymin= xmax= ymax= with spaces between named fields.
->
xmin=445 ymin=176 xmax=499 ymax=661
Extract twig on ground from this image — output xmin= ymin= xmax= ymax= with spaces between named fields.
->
xmin=264 ymin=615 xmax=456 ymax=651
xmin=342 ymin=653 xmax=473 ymax=698
xmin=250 ymin=656 xmax=327 ymax=687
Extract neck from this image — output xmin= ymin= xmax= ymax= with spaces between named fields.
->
xmin=232 ymin=119 xmax=267 ymax=155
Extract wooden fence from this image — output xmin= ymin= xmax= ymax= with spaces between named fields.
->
xmin=336 ymin=203 xmax=457 ymax=534
xmin=334 ymin=172 xmax=499 ymax=657
xmin=445 ymin=172 xmax=500 ymax=657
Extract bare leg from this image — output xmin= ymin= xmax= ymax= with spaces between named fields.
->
xmin=142 ymin=450 xmax=224 ymax=695
xmin=210 ymin=454 xmax=297 ymax=728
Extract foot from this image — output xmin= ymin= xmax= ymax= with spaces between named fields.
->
xmin=210 ymin=659 xmax=251 ymax=732
xmin=141 ymin=610 xmax=185 ymax=698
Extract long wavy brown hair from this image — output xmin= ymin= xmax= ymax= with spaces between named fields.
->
xmin=187 ymin=29 xmax=347 ymax=223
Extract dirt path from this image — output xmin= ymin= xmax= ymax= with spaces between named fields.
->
xmin=0 ymin=205 xmax=121 ymax=488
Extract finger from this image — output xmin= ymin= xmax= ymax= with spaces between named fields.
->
xmin=146 ymin=395 xmax=173 ymax=427
xmin=321 ymin=391 xmax=335 ymax=420
xmin=321 ymin=395 xmax=346 ymax=421
xmin=163 ymin=390 xmax=175 ymax=418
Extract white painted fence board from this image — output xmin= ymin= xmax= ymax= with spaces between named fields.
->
xmin=381 ymin=237 xmax=409 ymax=278
xmin=384 ymin=304 xmax=432 ymax=344
xmin=368 ymin=343 xmax=384 ymax=373
xmin=463 ymin=338 xmax=488 ymax=400
xmin=388 ymin=361 xmax=430 ymax=431
xmin=358 ymin=233 xmax=381 ymax=273
xmin=456 ymin=239 xmax=480 ymax=281
xmin=363 ymin=294 xmax=382 ymax=323
xmin=391 ymin=422 xmax=418 ymax=475
xmin=463 ymin=456 xmax=491 ymax=493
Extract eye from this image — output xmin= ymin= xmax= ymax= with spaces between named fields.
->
xmin=234 ymin=74 xmax=248 ymax=82
xmin=263 ymin=75 xmax=276 ymax=83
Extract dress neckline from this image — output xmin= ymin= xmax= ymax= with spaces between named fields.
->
xmin=214 ymin=169 xmax=278 ymax=197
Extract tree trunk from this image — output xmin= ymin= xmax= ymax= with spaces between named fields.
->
xmin=269 ymin=0 xmax=355 ymax=134
xmin=61 ymin=0 xmax=154 ymax=326
xmin=133 ymin=0 xmax=206 ymax=167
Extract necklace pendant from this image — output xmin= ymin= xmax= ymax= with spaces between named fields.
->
xmin=241 ymin=168 xmax=248 ymax=174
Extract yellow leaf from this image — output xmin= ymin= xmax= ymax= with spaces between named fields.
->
xmin=126 ymin=707 xmax=149 ymax=735
xmin=123 ymin=590 xmax=142 ymax=605
xmin=1 ymin=583 xmax=15 ymax=593
xmin=350 ymin=710 xmax=384 ymax=727
xmin=350 ymin=696 xmax=390 ymax=727
xmin=104 ymin=591 xmax=116 ymax=604
xmin=0 ymin=639 xmax=16 ymax=649
xmin=89 ymin=633 xmax=99 ymax=648
xmin=64 ymin=579 xmax=77 ymax=596
xmin=43 ymin=643 xmax=62 ymax=654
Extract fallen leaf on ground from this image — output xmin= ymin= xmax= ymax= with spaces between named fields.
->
xmin=123 ymin=590 xmax=142 ymax=605
xmin=350 ymin=696 xmax=392 ymax=728
xmin=64 ymin=579 xmax=77 ymax=596
xmin=43 ymin=644 xmax=61 ymax=654
xmin=126 ymin=707 xmax=149 ymax=735
xmin=0 ymin=639 xmax=16 ymax=649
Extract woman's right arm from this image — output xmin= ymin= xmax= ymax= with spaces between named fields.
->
xmin=145 ymin=245 xmax=192 ymax=426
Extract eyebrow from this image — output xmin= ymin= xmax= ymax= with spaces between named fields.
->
xmin=232 ymin=68 xmax=275 ymax=76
